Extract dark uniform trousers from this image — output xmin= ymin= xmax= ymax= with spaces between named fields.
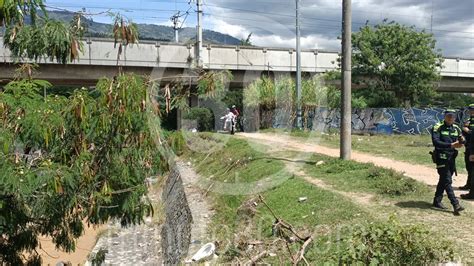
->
xmin=435 ymin=154 xmax=459 ymax=206
xmin=431 ymin=120 xmax=463 ymax=205
xmin=464 ymin=150 xmax=473 ymax=187
xmin=463 ymin=116 xmax=474 ymax=188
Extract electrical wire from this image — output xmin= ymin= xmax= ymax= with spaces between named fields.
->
xmin=43 ymin=2 xmax=474 ymax=42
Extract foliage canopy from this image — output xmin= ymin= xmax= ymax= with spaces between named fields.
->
xmin=0 ymin=74 xmax=164 ymax=264
xmin=352 ymin=21 xmax=443 ymax=107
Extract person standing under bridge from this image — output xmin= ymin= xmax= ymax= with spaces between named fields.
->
xmin=431 ymin=109 xmax=465 ymax=215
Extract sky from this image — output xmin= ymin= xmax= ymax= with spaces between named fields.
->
xmin=45 ymin=0 xmax=474 ymax=58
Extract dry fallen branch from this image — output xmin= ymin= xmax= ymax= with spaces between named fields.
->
xmin=257 ymin=194 xmax=315 ymax=264
xmin=203 ymin=182 xmax=214 ymax=197
xmin=293 ymin=236 xmax=313 ymax=266
xmin=222 ymin=159 xmax=241 ymax=175
xmin=246 ymin=251 xmax=268 ymax=265
xmin=258 ymin=195 xmax=307 ymax=241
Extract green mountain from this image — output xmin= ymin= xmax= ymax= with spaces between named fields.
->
xmin=49 ymin=11 xmax=241 ymax=45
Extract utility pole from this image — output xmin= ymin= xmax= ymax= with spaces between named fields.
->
xmin=171 ymin=13 xmax=180 ymax=43
xmin=196 ymin=0 xmax=203 ymax=67
xmin=430 ymin=0 xmax=434 ymax=33
xmin=341 ymin=0 xmax=352 ymax=160
xmin=295 ymin=0 xmax=302 ymax=129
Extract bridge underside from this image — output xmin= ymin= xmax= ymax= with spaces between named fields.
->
xmin=1 ymin=63 xmax=474 ymax=93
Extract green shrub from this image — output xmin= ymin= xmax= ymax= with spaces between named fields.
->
xmin=183 ymin=107 xmax=214 ymax=132
xmin=222 ymin=90 xmax=243 ymax=111
xmin=335 ymin=217 xmax=456 ymax=265
xmin=367 ymin=167 xmax=428 ymax=196
xmin=163 ymin=130 xmax=186 ymax=156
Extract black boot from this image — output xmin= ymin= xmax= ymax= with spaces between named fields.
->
xmin=459 ymin=185 xmax=471 ymax=190
xmin=460 ymin=193 xmax=474 ymax=200
xmin=432 ymin=199 xmax=447 ymax=210
xmin=453 ymin=203 xmax=465 ymax=216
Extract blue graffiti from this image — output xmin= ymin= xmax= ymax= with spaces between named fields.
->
xmin=269 ymin=107 xmax=470 ymax=135
xmin=341 ymin=108 xmax=466 ymax=135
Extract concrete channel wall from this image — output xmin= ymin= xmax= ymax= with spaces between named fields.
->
xmin=161 ymin=167 xmax=193 ymax=265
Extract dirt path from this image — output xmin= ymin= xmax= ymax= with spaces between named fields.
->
xmin=284 ymin=160 xmax=375 ymax=207
xmin=240 ymin=132 xmax=470 ymax=197
xmin=176 ymin=160 xmax=215 ymax=259
xmin=37 ymin=225 xmax=105 ymax=265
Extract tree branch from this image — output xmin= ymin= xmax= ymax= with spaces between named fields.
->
xmin=293 ymin=236 xmax=313 ymax=266
xmin=245 ymin=251 xmax=268 ymax=265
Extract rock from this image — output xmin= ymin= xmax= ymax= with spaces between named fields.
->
xmin=269 ymin=252 xmax=277 ymax=257
xmin=55 ymin=261 xmax=72 ymax=266
xmin=316 ymin=160 xmax=325 ymax=166
xmin=298 ymin=197 xmax=307 ymax=202
xmin=191 ymin=242 xmax=216 ymax=262
xmin=145 ymin=177 xmax=158 ymax=184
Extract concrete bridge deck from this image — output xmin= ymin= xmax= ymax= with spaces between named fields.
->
xmin=1 ymin=38 xmax=473 ymax=92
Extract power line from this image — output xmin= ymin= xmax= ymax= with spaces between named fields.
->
xmin=204 ymin=13 xmax=474 ymax=40
xmin=170 ymin=6 xmax=192 ymax=42
xmin=44 ymin=2 xmax=474 ymax=41
xmin=203 ymin=3 xmax=474 ymax=35
xmin=46 ymin=2 xmax=474 ymax=36
xmin=45 ymin=3 xmax=183 ymax=13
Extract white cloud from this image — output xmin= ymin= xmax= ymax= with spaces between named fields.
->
xmin=206 ymin=17 xmax=249 ymax=40
xmin=251 ymin=34 xmax=340 ymax=50
xmin=202 ymin=0 xmax=473 ymax=56
xmin=205 ymin=14 xmax=340 ymax=50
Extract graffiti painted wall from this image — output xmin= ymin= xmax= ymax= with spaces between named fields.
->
xmin=271 ymin=107 xmax=469 ymax=135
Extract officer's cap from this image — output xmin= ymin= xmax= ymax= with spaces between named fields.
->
xmin=468 ymin=104 xmax=474 ymax=110
xmin=444 ymin=109 xmax=457 ymax=116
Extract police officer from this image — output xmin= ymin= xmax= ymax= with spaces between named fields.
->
xmin=459 ymin=104 xmax=474 ymax=191
xmin=461 ymin=105 xmax=474 ymax=200
xmin=431 ymin=109 xmax=465 ymax=215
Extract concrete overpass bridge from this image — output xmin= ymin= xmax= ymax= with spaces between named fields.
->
xmin=1 ymin=38 xmax=474 ymax=92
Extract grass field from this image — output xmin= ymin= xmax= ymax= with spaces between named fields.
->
xmin=181 ymin=133 xmax=466 ymax=264
xmin=304 ymin=153 xmax=433 ymax=200
xmin=182 ymin=134 xmax=367 ymax=238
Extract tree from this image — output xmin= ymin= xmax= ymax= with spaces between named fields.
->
xmin=1 ymin=0 xmax=84 ymax=64
xmin=0 ymin=74 xmax=164 ymax=264
xmin=242 ymin=74 xmax=366 ymax=129
xmin=240 ymin=33 xmax=253 ymax=46
xmin=352 ymin=21 xmax=443 ymax=107
xmin=0 ymin=3 xmax=230 ymax=264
